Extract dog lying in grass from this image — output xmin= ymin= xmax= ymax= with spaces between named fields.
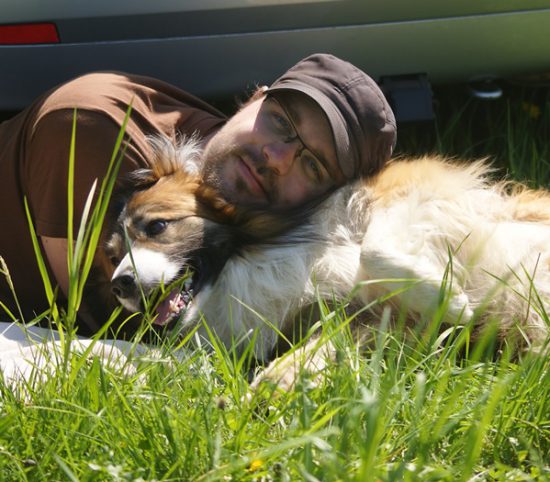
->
xmin=105 ymin=137 xmax=550 ymax=388
xmin=104 ymin=137 xmax=308 ymax=342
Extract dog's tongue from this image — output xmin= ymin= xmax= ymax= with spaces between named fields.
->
xmin=154 ymin=289 xmax=186 ymax=326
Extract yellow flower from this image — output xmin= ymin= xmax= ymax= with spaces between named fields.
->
xmin=247 ymin=459 xmax=263 ymax=472
xmin=521 ymin=102 xmax=541 ymax=120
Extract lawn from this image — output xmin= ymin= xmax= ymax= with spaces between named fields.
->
xmin=1 ymin=81 xmax=549 ymax=481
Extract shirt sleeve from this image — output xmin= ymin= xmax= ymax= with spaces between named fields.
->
xmin=24 ymin=108 xmax=147 ymax=238
xmin=21 ymin=71 xmax=226 ymax=239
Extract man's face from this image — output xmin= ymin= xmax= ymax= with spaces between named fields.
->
xmin=201 ymin=92 xmax=343 ymax=209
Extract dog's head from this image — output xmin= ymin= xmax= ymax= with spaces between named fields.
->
xmin=105 ymin=137 xmax=309 ymax=330
xmin=105 ymin=138 xmax=242 ymax=327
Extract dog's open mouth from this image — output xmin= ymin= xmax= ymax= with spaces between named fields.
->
xmin=152 ymin=278 xmax=194 ymax=327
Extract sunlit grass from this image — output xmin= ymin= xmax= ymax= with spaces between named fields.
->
xmin=1 ymin=311 xmax=548 ymax=481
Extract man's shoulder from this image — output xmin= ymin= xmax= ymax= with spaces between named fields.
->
xmin=37 ymin=71 xmax=162 ymax=116
xmin=34 ymin=71 xmax=226 ymax=130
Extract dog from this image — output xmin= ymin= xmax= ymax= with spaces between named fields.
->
xmin=107 ymin=138 xmax=550 ymax=377
xmin=105 ymin=137 xmax=310 ymax=344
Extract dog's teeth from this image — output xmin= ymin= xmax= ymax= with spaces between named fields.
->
xmin=182 ymin=289 xmax=193 ymax=303
xmin=169 ymin=297 xmax=181 ymax=314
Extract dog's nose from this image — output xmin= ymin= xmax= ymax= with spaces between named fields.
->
xmin=111 ymin=274 xmax=137 ymax=299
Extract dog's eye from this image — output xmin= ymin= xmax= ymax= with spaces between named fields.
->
xmin=109 ymin=256 xmax=120 ymax=267
xmin=145 ymin=220 xmax=168 ymax=237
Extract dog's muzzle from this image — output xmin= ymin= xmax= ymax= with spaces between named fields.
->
xmin=110 ymin=247 xmax=195 ymax=325
xmin=111 ymin=274 xmax=137 ymax=300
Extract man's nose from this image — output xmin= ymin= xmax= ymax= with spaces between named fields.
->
xmin=261 ymin=141 xmax=298 ymax=175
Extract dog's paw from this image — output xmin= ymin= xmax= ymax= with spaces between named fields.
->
xmin=249 ymin=361 xmax=299 ymax=395
xmin=248 ymin=340 xmax=335 ymax=396
xmin=445 ymin=290 xmax=474 ymax=322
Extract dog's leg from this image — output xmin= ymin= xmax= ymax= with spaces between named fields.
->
xmin=249 ymin=334 xmax=336 ymax=394
xmin=358 ymin=239 xmax=473 ymax=323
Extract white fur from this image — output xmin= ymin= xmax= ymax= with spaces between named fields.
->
xmin=112 ymin=247 xmax=180 ymax=311
xmin=147 ymin=134 xmax=204 ymax=175
xmin=183 ymin=157 xmax=550 ymax=360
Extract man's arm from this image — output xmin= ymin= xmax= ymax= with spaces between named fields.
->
xmin=41 ymin=236 xmax=69 ymax=297
xmin=42 ymin=235 xmax=110 ymax=333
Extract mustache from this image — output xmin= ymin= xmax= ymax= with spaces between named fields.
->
xmin=202 ymin=141 xmax=279 ymax=204
xmin=239 ymin=147 xmax=278 ymax=203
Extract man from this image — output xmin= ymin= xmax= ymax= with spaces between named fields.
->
xmin=0 ymin=53 xmax=396 ymax=332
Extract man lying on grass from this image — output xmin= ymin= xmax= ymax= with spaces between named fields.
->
xmin=0 ymin=53 xmax=396 ymax=333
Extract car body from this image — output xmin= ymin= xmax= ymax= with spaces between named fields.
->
xmin=1 ymin=0 xmax=550 ymax=111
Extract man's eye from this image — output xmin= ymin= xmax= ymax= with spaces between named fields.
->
xmin=271 ymin=112 xmax=295 ymax=141
xmin=145 ymin=219 xmax=168 ymax=237
xmin=302 ymin=152 xmax=322 ymax=181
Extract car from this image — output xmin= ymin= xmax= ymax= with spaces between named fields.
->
xmin=1 ymin=0 xmax=550 ymax=121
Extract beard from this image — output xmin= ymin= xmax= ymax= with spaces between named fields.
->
xmin=201 ymin=137 xmax=275 ymax=208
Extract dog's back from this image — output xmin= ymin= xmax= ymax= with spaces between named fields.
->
xmin=191 ymin=156 xmax=550 ymax=358
xmin=355 ymin=157 xmax=550 ymax=349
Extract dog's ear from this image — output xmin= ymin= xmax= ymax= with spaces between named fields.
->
xmin=233 ymin=206 xmax=315 ymax=244
xmin=195 ymin=184 xmax=242 ymax=223
xmin=107 ymin=168 xmax=158 ymax=224
xmin=124 ymin=168 xmax=159 ymax=188
xmin=148 ymin=135 xmax=203 ymax=178
xmin=196 ymin=183 xmax=317 ymax=243
xmin=234 ymin=188 xmax=337 ymax=243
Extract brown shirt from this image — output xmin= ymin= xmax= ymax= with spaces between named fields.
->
xmin=0 ymin=72 xmax=226 ymax=323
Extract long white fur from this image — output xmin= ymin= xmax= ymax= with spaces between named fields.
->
xmin=183 ymin=156 xmax=550 ymax=360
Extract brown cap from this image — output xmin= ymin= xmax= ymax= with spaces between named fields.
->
xmin=266 ymin=53 xmax=396 ymax=180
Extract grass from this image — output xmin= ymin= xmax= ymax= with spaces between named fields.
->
xmin=1 ymin=82 xmax=550 ymax=481
xmin=395 ymin=82 xmax=550 ymax=186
